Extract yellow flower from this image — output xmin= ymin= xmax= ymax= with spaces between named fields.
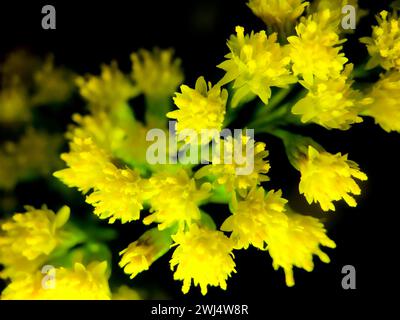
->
xmin=288 ymin=10 xmax=348 ymax=85
xmin=144 ymin=169 xmax=211 ymax=230
xmin=131 ymin=48 xmax=183 ymax=98
xmin=31 ymin=55 xmax=75 ymax=106
xmin=292 ymin=65 xmax=371 ymax=129
xmin=298 ymin=146 xmax=367 ymax=211
xmin=0 ymin=84 xmax=30 ymax=125
xmin=119 ymin=228 xmax=172 ymax=279
xmin=168 ymin=76 xmax=227 ymax=137
xmin=54 ymin=137 xmax=111 ymax=193
xmin=76 ymin=62 xmax=139 ymax=111
xmin=247 ymin=0 xmax=309 ymax=28
xmin=363 ymin=71 xmax=400 ymax=132
xmin=112 ymin=285 xmax=142 ymax=300
xmin=170 ymin=224 xmax=236 ymax=295
xmin=85 ymin=166 xmax=145 ymax=224
xmin=0 ymin=205 xmax=70 ymax=278
xmin=360 ymin=11 xmax=400 ymax=71
xmin=218 ymin=26 xmax=296 ymax=107
xmin=195 ymin=135 xmax=270 ymax=197
xmin=221 ymin=188 xmax=288 ymax=250
xmin=1 ymin=261 xmax=111 ymax=300
xmin=266 ymin=210 xmax=336 ymax=286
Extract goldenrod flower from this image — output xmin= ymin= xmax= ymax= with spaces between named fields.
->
xmin=170 ymin=224 xmax=236 ymax=295
xmin=54 ymin=137 xmax=111 ymax=193
xmin=221 ymin=188 xmax=288 ymax=250
xmin=0 ymin=84 xmax=30 ymax=125
xmin=1 ymin=261 xmax=111 ymax=300
xmin=247 ymin=0 xmax=309 ymax=28
xmin=131 ymin=48 xmax=183 ymax=98
xmin=144 ymin=169 xmax=211 ymax=230
xmin=360 ymin=11 xmax=400 ymax=71
xmin=298 ymin=146 xmax=367 ymax=211
xmin=195 ymin=135 xmax=270 ymax=197
xmin=0 ymin=205 xmax=70 ymax=278
xmin=363 ymin=71 xmax=400 ymax=132
xmin=167 ymin=76 xmax=227 ymax=138
xmin=218 ymin=26 xmax=296 ymax=107
xmin=119 ymin=228 xmax=172 ymax=279
xmin=288 ymin=10 xmax=348 ymax=84
xmin=292 ymin=65 xmax=371 ymax=129
xmin=266 ymin=210 xmax=336 ymax=286
xmin=86 ymin=166 xmax=145 ymax=224
xmin=76 ymin=62 xmax=139 ymax=111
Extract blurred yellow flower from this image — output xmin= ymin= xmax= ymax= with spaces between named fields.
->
xmin=170 ymin=224 xmax=236 ymax=295
xmin=112 ymin=285 xmax=142 ymax=300
xmin=218 ymin=26 xmax=296 ymax=107
xmin=0 ymin=84 xmax=30 ymax=125
xmin=131 ymin=48 xmax=183 ymax=98
xmin=298 ymin=146 xmax=367 ymax=211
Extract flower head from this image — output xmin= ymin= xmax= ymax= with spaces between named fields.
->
xmin=195 ymin=135 xmax=270 ymax=197
xmin=218 ymin=26 xmax=296 ymax=107
xmin=144 ymin=169 xmax=211 ymax=230
xmin=266 ymin=210 xmax=336 ymax=286
xmin=221 ymin=188 xmax=288 ymax=250
xmin=131 ymin=48 xmax=183 ymax=98
xmin=0 ymin=205 xmax=70 ymax=278
xmin=168 ymin=76 xmax=227 ymax=136
xmin=292 ymin=65 xmax=371 ymax=129
xmin=170 ymin=224 xmax=236 ymax=295
xmin=298 ymin=146 xmax=367 ymax=211
xmin=76 ymin=62 xmax=139 ymax=111
xmin=247 ymin=0 xmax=309 ymax=28
xmin=1 ymin=261 xmax=111 ymax=300
xmin=288 ymin=10 xmax=348 ymax=84
xmin=361 ymin=11 xmax=400 ymax=71
xmin=363 ymin=71 xmax=400 ymax=132
xmin=0 ymin=84 xmax=30 ymax=125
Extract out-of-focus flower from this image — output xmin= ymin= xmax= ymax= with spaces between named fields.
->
xmin=363 ymin=71 xmax=400 ymax=132
xmin=292 ymin=64 xmax=372 ymax=129
xmin=298 ymin=145 xmax=367 ymax=211
xmin=76 ymin=62 xmax=139 ymax=111
xmin=288 ymin=9 xmax=348 ymax=85
xmin=247 ymin=0 xmax=309 ymax=29
xmin=168 ymin=76 xmax=227 ymax=137
xmin=218 ymin=26 xmax=296 ymax=107
xmin=266 ymin=209 xmax=336 ymax=286
xmin=112 ymin=285 xmax=142 ymax=300
xmin=144 ymin=169 xmax=211 ymax=230
xmin=0 ymin=205 xmax=70 ymax=278
xmin=221 ymin=188 xmax=287 ymax=250
xmin=0 ymin=84 xmax=30 ymax=125
xmin=1 ymin=261 xmax=111 ymax=300
xmin=131 ymin=48 xmax=183 ymax=98
xmin=361 ymin=11 xmax=400 ymax=71
xmin=119 ymin=228 xmax=173 ymax=279
xmin=170 ymin=224 xmax=236 ymax=295
xmin=195 ymin=135 xmax=270 ymax=197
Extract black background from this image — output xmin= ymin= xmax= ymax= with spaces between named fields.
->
xmin=0 ymin=0 xmax=395 ymax=302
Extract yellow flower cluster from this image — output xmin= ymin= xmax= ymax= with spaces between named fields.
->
xmin=0 ymin=205 xmax=70 ymax=278
xmin=247 ymin=0 xmax=309 ymax=29
xmin=298 ymin=146 xmax=367 ymax=211
xmin=288 ymin=9 xmax=347 ymax=85
xmin=361 ymin=11 xmax=400 ymax=71
xmin=292 ymin=65 xmax=371 ymax=129
xmin=170 ymin=224 xmax=236 ymax=295
xmin=131 ymin=48 xmax=184 ymax=98
xmin=218 ymin=26 xmax=296 ymax=107
xmin=168 ymin=76 xmax=228 ymax=136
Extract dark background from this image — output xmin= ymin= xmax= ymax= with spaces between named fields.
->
xmin=0 ymin=0 xmax=395 ymax=302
